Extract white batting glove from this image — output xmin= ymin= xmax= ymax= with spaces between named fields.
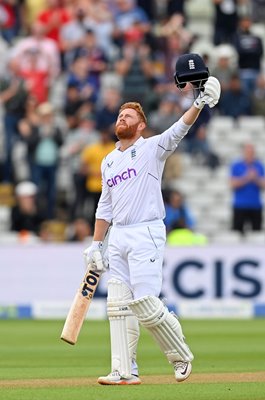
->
xmin=83 ymin=241 xmax=108 ymax=272
xmin=194 ymin=76 xmax=221 ymax=110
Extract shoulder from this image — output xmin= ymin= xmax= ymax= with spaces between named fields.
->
xmin=133 ymin=7 xmax=149 ymax=21
xmin=101 ymin=149 xmax=117 ymax=172
xmin=145 ymin=134 xmax=161 ymax=146
xmin=255 ymin=158 xmax=264 ymax=166
xmin=231 ymin=158 xmax=242 ymax=167
xmin=230 ymin=159 xmax=244 ymax=172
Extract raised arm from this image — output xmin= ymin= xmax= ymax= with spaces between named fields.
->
xmin=182 ymin=103 xmax=202 ymax=126
xmin=155 ymin=75 xmax=221 ymax=160
xmin=183 ymin=76 xmax=221 ymax=125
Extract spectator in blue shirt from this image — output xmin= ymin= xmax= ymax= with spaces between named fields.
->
xmin=230 ymin=143 xmax=265 ymax=234
xmin=66 ymin=55 xmax=98 ymax=104
xmin=112 ymin=0 xmax=151 ymax=46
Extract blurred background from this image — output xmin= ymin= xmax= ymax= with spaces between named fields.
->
xmin=0 ymin=0 xmax=265 ymax=320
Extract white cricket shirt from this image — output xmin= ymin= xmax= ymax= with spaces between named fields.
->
xmin=95 ymin=117 xmax=191 ymax=226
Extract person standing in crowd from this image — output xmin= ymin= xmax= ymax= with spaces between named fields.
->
xmin=233 ymin=14 xmax=264 ymax=95
xmin=79 ymin=126 xmax=116 ymax=228
xmin=66 ymin=216 xmax=92 ymax=242
xmin=83 ymin=57 xmax=221 ymax=385
xmin=211 ymin=44 xmax=238 ymax=94
xmin=59 ymin=6 xmax=88 ymax=69
xmin=219 ymin=73 xmax=252 ymax=118
xmin=163 ymin=189 xmax=195 ymax=233
xmin=0 ymin=0 xmax=19 ymax=44
xmin=36 ymin=0 xmax=71 ymax=49
xmin=75 ymin=28 xmax=109 ymax=88
xmin=252 ymin=73 xmax=265 ymax=116
xmin=66 ymin=54 xmax=99 ymax=104
xmin=10 ymin=20 xmax=61 ymax=81
xmin=60 ymin=111 xmax=99 ymax=219
xmin=230 ymin=143 xmax=265 ymax=234
xmin=11 ymin=181 xmax=45 ymax=235
xmin=0 ymin=58 xmax=28 ymax=182
xmin=114 ymin=26 xmax=155 ymax=112
xmin=148 ymin=93 xmax=182 ymax=135
xmin=112 ymin=0 xmax=151 ymax=47
xmin=212 ymin=0 xmax=238 ymax=45
xmin=95 ymin=87 xmax=122 ymax=132
xmin=19 ymin=102 xmax=64 ymax=219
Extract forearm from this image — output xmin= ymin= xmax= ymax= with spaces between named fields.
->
xmin=182 ymin=104 xmax=202 ymax=126
xmin=93 ymin=219 xmax=110 ymax=241
xmin=230 ymin=177 xmax=249 ymax=188
xmin=0 ymin=87 xmax=16 ymax=103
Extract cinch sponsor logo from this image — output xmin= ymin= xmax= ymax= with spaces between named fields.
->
xmin=107 ymin=168 xmax=137 ymax=187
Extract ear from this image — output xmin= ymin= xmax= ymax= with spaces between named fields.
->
xmin=138 ymin=121 xmax=146 ymax=131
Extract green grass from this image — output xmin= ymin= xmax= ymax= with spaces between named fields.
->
xmin=0 ymin=319 xmax=265 ymax=400
xmin=2 ymin=383 xmax=265 ymax=400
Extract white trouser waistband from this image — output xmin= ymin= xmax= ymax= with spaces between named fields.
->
xmin=112 ymin=219 xmax=164 ymax=229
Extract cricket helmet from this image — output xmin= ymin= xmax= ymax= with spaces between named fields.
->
xmin=174 ymin=53 xmax=209 ymax=91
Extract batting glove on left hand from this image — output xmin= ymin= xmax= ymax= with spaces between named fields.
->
xmin=194 ymin=76 xmax=221 ymax=110
xmin=83 ymin=241 xmax=108 ymax=273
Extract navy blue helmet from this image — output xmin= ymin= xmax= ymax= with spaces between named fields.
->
xmin=174 ymin=53 xmax=209 ymax=91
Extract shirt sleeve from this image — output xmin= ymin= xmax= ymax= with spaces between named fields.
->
xmin=95 ymin=159 xmax=113 ymax=223
xmin=155 ymin=117 xmax=191 ymax=161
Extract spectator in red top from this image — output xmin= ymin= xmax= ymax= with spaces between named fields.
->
xmin=18 ymin=49 xmax=49 ymax=104
xmin=37 ymin=0 xmax=71 ymax=49
xmin=0 ymin=0 xmax=17 ymax=44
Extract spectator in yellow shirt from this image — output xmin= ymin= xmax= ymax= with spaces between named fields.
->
xmin=167 ymin=227 xmax=208 ymax=246
xmin=80 ymin=127 xmax=116 ymax=229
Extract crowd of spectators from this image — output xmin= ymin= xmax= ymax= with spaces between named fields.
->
xmin=0 ymin=0 xmax=264 ymax=243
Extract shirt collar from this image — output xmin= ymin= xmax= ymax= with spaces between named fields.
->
xmin=115 ymin=136 xmax=145 ymax=150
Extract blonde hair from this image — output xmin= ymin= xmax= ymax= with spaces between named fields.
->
xmin=119 ymin=102 xmax=147 ymax=124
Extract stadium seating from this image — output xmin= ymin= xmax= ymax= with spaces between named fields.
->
xmin=170 ymin=113 xmax=265 ymax=242
xmin=0 ymin=206 xmax=11 ymax=232
xmin=0 ymin=0 xmax=264 ymax=245
xmin=210 ymin=231 xmax=243 ymax=244
xmin=244 ymin=231 xmax=265 ymax=244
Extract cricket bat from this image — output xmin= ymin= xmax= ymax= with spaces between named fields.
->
xmin=60 ymin=231 xmax=110 ymax=345
xmin=60 ymin=267 xmax=102 ymax=345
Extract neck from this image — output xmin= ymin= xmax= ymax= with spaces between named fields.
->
xmin=119 ymin=135 xmax=141 ymax=151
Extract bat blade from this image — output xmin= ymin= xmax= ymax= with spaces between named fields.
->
xmin=60 ymin=268 xmax=101 ymax=345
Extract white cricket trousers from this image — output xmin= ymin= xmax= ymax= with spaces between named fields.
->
xmin=108 ymin=220 xmax=166 ymax=300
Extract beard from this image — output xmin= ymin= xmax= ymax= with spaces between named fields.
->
xmin=115 ymin=121 xmax=140 ymax=140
